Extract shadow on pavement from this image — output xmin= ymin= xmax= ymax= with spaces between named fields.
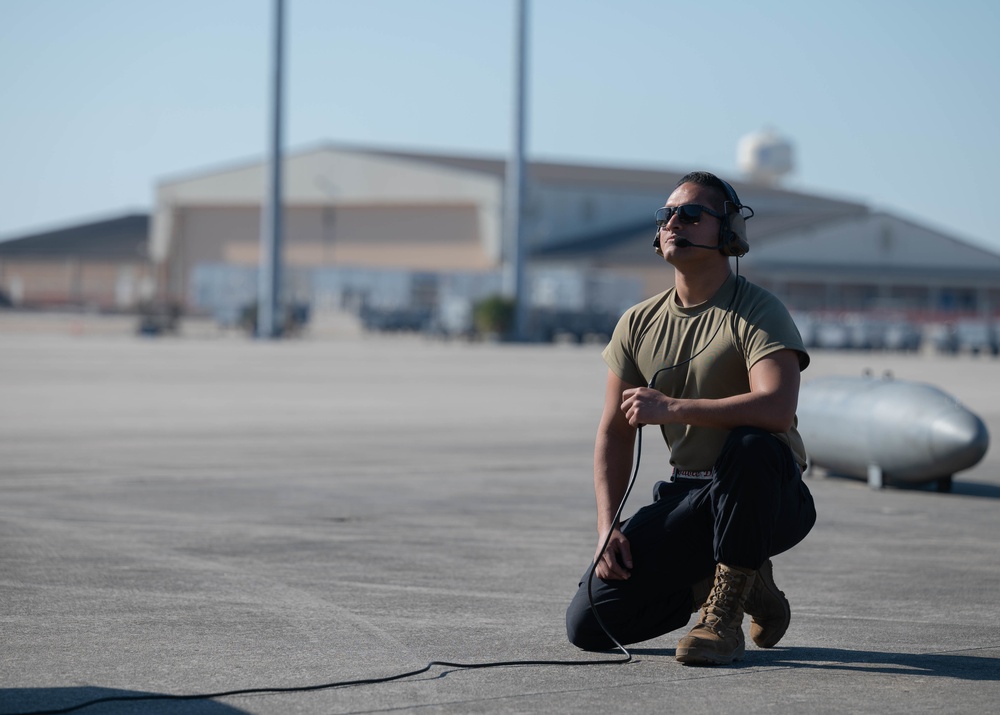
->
xmin=0 ymin=686 xmax=251 ymax=715
xmin=948 ymin=481 xmax=1000 ymax=499
xmin=629 ymin=646 xmax=1000 ymax=680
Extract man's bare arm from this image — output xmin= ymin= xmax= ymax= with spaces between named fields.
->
xmin=593 ymin=369 xmax=640 ymax=580
xmin=619 ymin=350 xmax=801 ymax=434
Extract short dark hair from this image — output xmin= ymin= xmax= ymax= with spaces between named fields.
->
xmin=675 ymin=171 xmax=732 ymax=214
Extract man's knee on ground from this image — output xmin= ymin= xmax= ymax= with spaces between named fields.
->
xmin=566 ymin=608 xmax=614 ymax=651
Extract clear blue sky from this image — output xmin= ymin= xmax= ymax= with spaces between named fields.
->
xmin=2 ymin=0 xmax=999 ymax=253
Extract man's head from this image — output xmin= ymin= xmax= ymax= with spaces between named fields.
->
xmin=674 ymin=172 xmax=735 ymax=214
xmin=654 ymin=172 xmax=752 ymax=258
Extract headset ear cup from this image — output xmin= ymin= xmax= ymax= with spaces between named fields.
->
xmin=718 ymin=180 xmax=750 ymax=257
xmin=723 ymin=212 xmax=750 ymax=257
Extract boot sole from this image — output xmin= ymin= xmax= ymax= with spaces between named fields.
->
xmin=675 ymin=642 xmax=745 ymax=666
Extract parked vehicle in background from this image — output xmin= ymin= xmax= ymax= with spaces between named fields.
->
xmin=845 ymin=314 xmax=885 ymax=350
xmin=791 ymin=312 xmax=998 ymax=356
xmin=813 ymin=318 xmax=852 ymax=349
xmin=954 ymin=320 xmax=999 ymax=356
xmin=882 ymin=319 xmax=923 ymax=352
xmin=929 ymin=323 xmax=959 ymax=354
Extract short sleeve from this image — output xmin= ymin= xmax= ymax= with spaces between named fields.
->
xmin=601 ymin=310 xmax=646 ymax=387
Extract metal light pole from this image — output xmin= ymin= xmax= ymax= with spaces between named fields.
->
xmin=502 ymin=0 xmax=529 ymax=341
xmin=257 ymin=0 xmax=285 ymax=339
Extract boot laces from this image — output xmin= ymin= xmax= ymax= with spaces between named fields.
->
xmin=698 ymin=569 xmax=743 ymax=628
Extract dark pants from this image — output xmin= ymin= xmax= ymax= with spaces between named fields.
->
xmin=565 ymin=426 xmax=816 ymax=651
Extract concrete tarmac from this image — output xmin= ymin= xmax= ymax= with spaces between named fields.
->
xmin=1 ymin=331 xmax=998 ymax=714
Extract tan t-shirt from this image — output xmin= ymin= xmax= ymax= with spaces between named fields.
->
xmin=602 ymin=273 xmax=809 ymax=470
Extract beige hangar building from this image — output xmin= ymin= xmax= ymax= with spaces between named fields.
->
xmin=149 ymin=143 xmax=1000 ymax=325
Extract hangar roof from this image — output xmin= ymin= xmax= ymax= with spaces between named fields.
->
xmin=747 ymin=211 xmax=1000 ymax=279
xmin=0 ymin=214 xmax=149 ymax=260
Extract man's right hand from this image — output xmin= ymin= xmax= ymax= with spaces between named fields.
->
xmin=594 ymin=527 xmax=633 ymax=580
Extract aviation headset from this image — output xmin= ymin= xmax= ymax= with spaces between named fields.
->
xmin=653 ymin=177 xmax=753 ymax=258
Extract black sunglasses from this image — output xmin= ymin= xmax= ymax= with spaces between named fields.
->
xmin=654 ymin=204 xmax=724 ymax=227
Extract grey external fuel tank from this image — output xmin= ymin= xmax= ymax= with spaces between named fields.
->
xmin=797 ymin=374 xmax=989 ymax=491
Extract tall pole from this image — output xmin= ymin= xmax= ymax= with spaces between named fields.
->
xmin=258 ymin=0 xmax=285 ymax=339
xmin=503 ymin=0 xmax=528 ymax=340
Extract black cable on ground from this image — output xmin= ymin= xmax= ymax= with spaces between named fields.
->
xmin=7 ymin=652 xmax=632 ymax=715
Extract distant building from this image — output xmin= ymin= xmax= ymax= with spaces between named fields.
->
xmin=4 ymin=144 xmax=999 ymax=326
xmin=149 ymin=143 xmax=1000 ymax=320
xmin=0 ymin=214 xmax=153 ymax=309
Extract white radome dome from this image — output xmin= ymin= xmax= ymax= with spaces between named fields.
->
xmin=738 ymin=129 xmax=794 ymax=185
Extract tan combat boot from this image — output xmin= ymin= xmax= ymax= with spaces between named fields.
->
xmin=744 ymin=558 xmax=791 ymax=648
xmin=676 ymin=563 xmax=755 ymax=665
